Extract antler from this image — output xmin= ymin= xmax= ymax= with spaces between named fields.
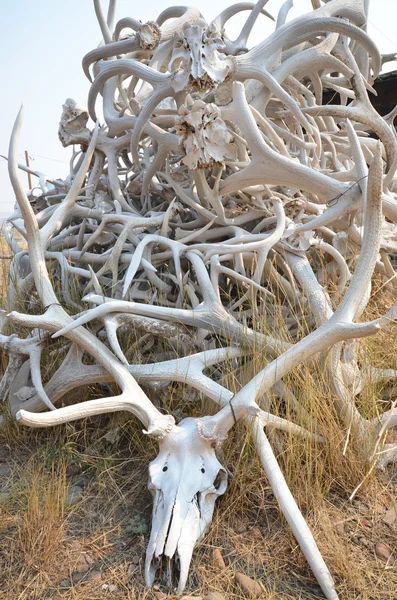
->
xmin=7 ymin=107 xmax=175 ymax=439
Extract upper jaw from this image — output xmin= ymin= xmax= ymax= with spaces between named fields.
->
xmin=145 ymin=493 xmax=202 ymax=593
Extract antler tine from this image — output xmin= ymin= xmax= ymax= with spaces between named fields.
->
xmin=93 ymin=0 xmax=113 ymax=44
xmin=210 ymin=2 xmax=273 ymax=34
xmin=252 ymin=421 xmax=338 ymax=600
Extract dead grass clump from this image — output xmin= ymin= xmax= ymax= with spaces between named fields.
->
xmin=17 ymin=461 xmax=67 ymax=568
xmin=0 ymin=456 xmax=69 ymax=598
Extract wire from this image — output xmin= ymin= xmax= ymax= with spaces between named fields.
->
xmin=14 ymin=151 xmax=69 ymax=165
xmin=28 ymin=153 xmax=69 ymax=165
xmin=368 ymin=19 xmax=397 ymax=52
xmin=326 ymin=175 xmax=368 ymax=207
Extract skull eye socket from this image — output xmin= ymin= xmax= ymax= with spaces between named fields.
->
xmin=162 ymin=466 xmax=168 ymax=472
xmin=201 ymin=467 xmax=205 ymax=473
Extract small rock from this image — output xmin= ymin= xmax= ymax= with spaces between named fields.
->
xmin=65 ymin=485 xmax=83 ymax=507
xmin=212 ymin=548 xmax=226 ymax=570
xmin=115 ymin=506 xmax=127 ymax=521
xmin=204 ymin=593 xmax=226 ymax=600
xmin=87 ymin=571 xmax=102 ymax=582
xmin=70 ymin=540 xmax=83 ymax=551
xmin=72 ymin=572 xmax=86 ymax=584
xmin=130 ymin=554 xmax=140 ymax=565
xmin=334 ymin=521 xmax=344 ymax=535
xmin=250 ymin=527 xmax=262 ymax=539
xmin=153 ymin=592 xmax=167 ymax=600
xmin=235 ymin=573 xmax=263 ymax=598
xmin=375 ymin=541 xmax=394 ymax=563
xmin=382 ymin=506 xmax=396 ymax=526
xmin=66 ymin=463 xmax=80 ymax=477
xmin=72 ymin=474 xmax=89 ymax=487
xmin=360 ymin=518 xmax=372 ymax=528
xmin=182 ymin=597 xmax=202 ymax=600
xmin=75 ymin=551 xmax=94 ymax=574
xmin=102 ymin=583 xmax=118 ymax=592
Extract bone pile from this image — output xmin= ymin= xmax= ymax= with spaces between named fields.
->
xmin=2 ymin=1 xmax=397 ymax=598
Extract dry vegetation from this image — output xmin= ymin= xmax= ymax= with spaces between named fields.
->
xmin=0 ymin=228 xmax=13 ymax=301
xmin=1 ymin=227 xmax=397 ymax=600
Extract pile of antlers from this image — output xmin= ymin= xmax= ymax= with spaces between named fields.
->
xmin=2 ymin=0 xmax=397 ymax=597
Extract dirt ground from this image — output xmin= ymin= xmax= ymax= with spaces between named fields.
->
xmin=1 ymin=406 xmax=397 ymax=600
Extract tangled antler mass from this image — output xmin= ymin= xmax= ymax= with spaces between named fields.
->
xmin=2 ymin=0 xmax=397 ymax=597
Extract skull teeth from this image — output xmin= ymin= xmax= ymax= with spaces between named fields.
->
xmin=147 ymin=553 xmax=181 ymax=591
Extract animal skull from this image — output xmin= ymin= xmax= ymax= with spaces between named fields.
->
xmin=145 ymin=417 xmax=228 ymax=593
xmin=169 ymin=19 xmax=234 ymax=90
xmin=58 ymin=98 xmax=90 ymax=148
xmin=176 ymin=100 xmax=237 ymax=169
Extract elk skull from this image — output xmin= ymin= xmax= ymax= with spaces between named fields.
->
xmin=169 ymin=19 xmax=234 ymax=90
xmin=145 ymin=417 xmax=228 ymax=593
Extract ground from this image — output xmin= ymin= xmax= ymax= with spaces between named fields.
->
xmin=1 ymin=400 xmax=397 ymax=600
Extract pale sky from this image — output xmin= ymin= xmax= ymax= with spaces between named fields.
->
xmin=0 ymin=0 xmax=396 ymax=215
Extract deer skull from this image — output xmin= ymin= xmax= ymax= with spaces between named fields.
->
xmin=145 ymin=417 xmax=228 ymax=593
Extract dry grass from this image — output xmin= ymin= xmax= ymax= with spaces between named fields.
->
xmin=0 ymin=228 xmax=12 ymax=303
xmin=1 ymin=233 xmax=397 ymax=599
xmin=1 ymin=413 xmax=397 ymax=600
